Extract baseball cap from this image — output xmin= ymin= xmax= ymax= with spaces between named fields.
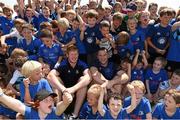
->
xmin=126 ymin=2 xmax=137 ymax=12
xmin=34 ymin=89 xmax=57 ymax=102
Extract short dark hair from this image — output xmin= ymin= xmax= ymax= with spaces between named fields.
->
xmin=107 ymin=92 xmax=122 ymax=105
xmin=100 ymin=20 xmax=110 ymax=29
xmin=173 ymin=69 xmax=180 ymax=76
xmin=40 ymin=29 xmax=53 ymax=39
xmin=86 ymin=9 xmax=98 ymax=19
xmin=159 ymin=8 xmax=173 ymax=17
xmin=66 ymin=45 xmax=78 ymax=54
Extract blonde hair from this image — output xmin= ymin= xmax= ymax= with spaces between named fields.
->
xmin=21 ymin=60 xmax=42 ymax=78
xmin=58 ymin=18 xmax=69 ymax=28
xmin=130 ymin=80 xmax=146 ymax=93
xmin=87 ymin=84 xmax=101 ymax=98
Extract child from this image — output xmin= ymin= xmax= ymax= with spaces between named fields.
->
xmin=97 ymin=20 xmax=115 ymax=58
xmin=113 ymin=2 xmax=123 ymax=13
xmin=80 ymin=9 xmax=100 ymax=65
xmin=152 ymin=89 xmax=180 ymax=119
xmin=79 ymin=84 xmax=106 ymax=119
xmin=18 ymin=23 xmax=42 ymax=60
xmin=55 ymin=18 xmax=76 ymax=52
xmin=159 ymin=69 xmax=180 ymax=98
xmin=127 ymin=17 xmax=145 ymax=54
xmin=38 ymin=29 xmax=63 ymax=69
xmin=6 ymin=57 xmax=27 ymax=97
xmin=114 ymin=31 xmax=133 ymax=64
xmin=19 ymin=60 xmax=53 ymax=104
xmin=146 ymin=8 xmax=172 ymax=64
xmin=145 ymin=57 xmax=168 ymax=103
xmin=98 ymin=83 xmax=136 ymax=119
xmin=131 ymin=49 xmax=148 ymax=82
xmin=123 ymin=80 xmax=152 ymax=119
xmin=0 ymin=88 xmax=72 ymax=119
xmin=148 ymin=3 xmax=158 ymax=21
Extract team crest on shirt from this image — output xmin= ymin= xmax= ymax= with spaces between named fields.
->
xmin=133 ymin=71 xmax=137 ymax=74
xmin=121 ymin=48 xmax=125 ymax=52
xmin=158 ymin=37 xmax=166 ymax=44
xmin=76 ymin=70 xmax=79 ymax=74
xmin=85 ymin=32 xmax=88 ymax=35
xmin=157 ymin=32 xmax=161 ymax=35
xmin=136 ymin=37 xmax=140 ymax=41
xmin=91 ymin=32 xmax=95 ymax=36
xmin=43 ymin=49 xmax=48 ymax=53
xmin=87 ymin=37 xmax=93 ymax=43
xmin=68 ymin=70 xmax=71 ymax=73
xmin=138 ymin=111 xmax=144 ymax=116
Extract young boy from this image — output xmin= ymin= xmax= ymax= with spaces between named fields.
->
xmin=79 ymin=84 xmax=106 ymax=119
xmin=0 ymin=88 xmax=72 ymax=119
xmin=123 ymin=80 xmax=152 ymax=119
xmin=80 ymin=9 xmax=100 ymax=65
xmin=18 ymin=23 xmax=42 ymax=60
xmin=97 ymin=20 xmax=115 ymax=58
xmin=146 ymin=8 xmax=172 ymax=64
xmin=98 ymin=83 xmax=136 ymax=119
xmin=145 ymin=57 xmax=168 ymax=103
xmin=38 ymin=29 xmax=63 ymax=69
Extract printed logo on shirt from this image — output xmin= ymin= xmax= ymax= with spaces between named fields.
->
xmin=138 ymin=111 xmax=144 ymax=116
xmin=91 ymin=32 xmax=95 ymax=36
xmin=68 ymin=70 xmax=71 ymax=73
xmin=157 ymin=32 xmax=161 ymax=35
xmin=76 ymin=70 xmax=79 ymax=74
xmin=136 ymin=37 xmax=140 ymax=41
xmin=158 ymin=37 xmax=166 ymax=44
xmin=87 ymin=37 xmax=93 ymax=43
xmin=43 ymin=49 xmax=48 ymax=53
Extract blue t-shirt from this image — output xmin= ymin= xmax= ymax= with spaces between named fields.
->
xmin=101 ymin=108 xmax=127 ymax=119
xmin=38 ymin=43 xmax=64 ymax=69
xmin=152 ymin=103 xmax=180 ymax=119
xmin=93 ymin=61 xmax=118 ymax=80
xmin=17 ymin=36 xmax=42 ymax=60
xmin=116 ymin=42 xmax=133 ymax=59
xmin=37 ymin=14 xmax=52 ymax=30
xmin=79 ymin=102 xmax=106 ymax=119
xmin=145 ymin=68 xmax=168 ymax=94
xmin=167 ymin=28 xmax=180 ymax=62
xmin=0 ymin=104 xmax=17 ymax=119
xmin=0 ymin=16 xmax=14 ymax=35
xmin=147 ymin=23 xmax=171 ymax=53
xmin=129 ymin=30 xmax=145 ymax=53
xmin=71 ymin=28 xmax=86 ymax=54
xmin=123 ymin=96 xmax=151 ymax=119
xmin=56 ymin=59 xmax=88 ymax=88
xmin=55 ymin=30 xmax=76 ymax=44
xmin=25 ymin=106 xmax=63 ymax=119
xmin=20 ymin=78 xmax=52 ymax=102
xmin=83 ymin=24 xmax=100 ymax=54
xmin=131 ymin=68 xmax=145 ymax=82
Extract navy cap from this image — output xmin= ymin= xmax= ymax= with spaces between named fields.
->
xmin=126 ymin=2 xmax=137 ymax=11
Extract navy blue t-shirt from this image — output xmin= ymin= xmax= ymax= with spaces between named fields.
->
xmin=55 ymin=30 xmax=76 ymax=44
xmin=131 ymin=68 xmax=145 ymax=82
xmin=123 ymin=96 xmax=151 ymax=119
xmin=0 ymin=16 xmax=14 ymax=35
xmin=56 ymin=59 xmax=88 ymax=88
xmin=153 ymin=103 xmax=180 ymax=119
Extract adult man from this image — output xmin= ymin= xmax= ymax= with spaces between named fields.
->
xmin=90 ymin=48 xmax=129 ymax=94
xmin=47 ymin=45 xmax=91 ymax=118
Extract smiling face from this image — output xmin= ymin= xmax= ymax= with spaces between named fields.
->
xmin=170 ymin=73 xmax=180 ymax=86
xmin=39 ymin=96 xmax=54 ymax=114
xmin=140 ymin=12 xmax=150 ymax=25
xmin=152 ymin=60 xmax=163 ymax=72
xmin=97 ymin=50 xmax=108 ymax=66
xmin=87 ymin=93 xmax=98 ymax=107
xmin=127 ymin=19 xmax=137 ymax=31
xmin=67 ymin=50 xmax=79 ymax=65
xmin=108 ymin=97 xmax=122 ymax=117
xmin=30 ymin=67 xmax=43 ymax=82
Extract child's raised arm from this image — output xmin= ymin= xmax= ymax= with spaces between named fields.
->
xmin=141 ymin=50 xmax=148 ymax=69
xmin=132 ymin=49 xmax=140 ymax=69
xmin=98 ymin=83 xmax=107 ymax=116
xmin=126 ymin=84 xmax=137 ymax=113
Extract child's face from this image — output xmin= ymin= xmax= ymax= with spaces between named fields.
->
xmin=87 ymin=17 xmax=97 ymax=27
xmin=164 ymin=94 xmax=176 ymax=110
xmin=140 ymin=12 xmax=150 ymax=25
xmin=97 ymin=50 xmax=109 ymax=66
xmin=114 ymin=5 xmax=122 ymax=12
xmin=127 ymin=11 xmax=136 ymax=18
xmin=22 ymin=28 xmax=33 ymax=40
xmin=15 ymin=23 xmax=23 ymax=33
xmin=30 ymin=67 xmax=43 ymax=81
xmin=109 ymin=97 xmax=122 ymax=116
xmin=153 ymin=60 xmax=162 ymax=71
xmin=134 ymin=87 xmax=144 ymax=103
xmin=87 ymin=93 xmax=98 ymax=106
xmin=113 ymin=19 xmax=122 ymax=27
xmin=39 ymin=96 xmax=54 ymax=114
xmin=3 ymin=9 xmax=12 ymax=18
xmin=136 ymin=62 xmax=143 ymax=70
xmin=121 ymin=61 xmax=128 ymax=71
xmin=170 ymin=73 xmax=180 ymax=86
xmin=42 ymin=37 xmax=53 ymax=48
xmin=42 ymin=9 xmax=50 ymax=18
xmin=26 ymin=10 xmax=33 ymax=18
xmin=105 ymin=8 xmax=111 ymax=16
xmin=160 ymin=14 xmax=171 ymax=26
xmin=100 ymin=27 xmax=109 ymax=37
xmin=149 ymin=5 xmax=158 ymax=15
xmin=136 ymin=2 xmax=144 ymax=11
xmin=127 ymin=19 xmax=137 ymax=31
xmin=72 ymin=20 xmax=80 ymax=30
xmin=67 ymin=14 xmax=75 ymax=22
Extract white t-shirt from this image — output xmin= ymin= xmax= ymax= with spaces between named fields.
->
xmin=9 ymin=70 xmax=23 ymax=84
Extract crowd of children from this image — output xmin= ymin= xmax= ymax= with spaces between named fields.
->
xmin=0 ymin=0 xmax=180 ymax=119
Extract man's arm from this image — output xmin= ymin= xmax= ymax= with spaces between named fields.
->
xmin=47 ymin=69 xmax=66 ymax=92
xmin=68 ymin=69 xmax=92 ymax=93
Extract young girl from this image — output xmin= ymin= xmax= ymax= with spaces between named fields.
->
xmin=0 ymin=88 xmax=72 ymax=119
xmin=145 ymin=57 xmax=168 ymax=103
xmin=98 ymin=83 xmax=136 ymax=119
xmin=131 ymin=49 xmax=148 ymax=82
xmin=153 ymin=89 xmax=180 ymax=119
xmin=148 ymin=3 xmax=158 ymax=21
